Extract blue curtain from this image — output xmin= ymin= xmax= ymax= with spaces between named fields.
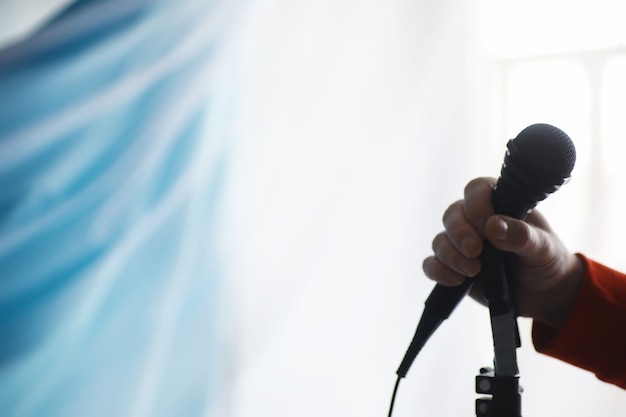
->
xmin=0 ymin=0 xmax=238 ymax=415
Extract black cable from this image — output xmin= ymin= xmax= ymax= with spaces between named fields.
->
xmin=387 ymin=375 xmax=401 ymax=417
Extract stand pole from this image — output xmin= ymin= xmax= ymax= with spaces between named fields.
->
xmin=475 ymin=243 xmax=523 ymax=416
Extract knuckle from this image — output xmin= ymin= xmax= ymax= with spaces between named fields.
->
xmin=423 ymin=257 xmax=464 ymax=286
xmin=442 ymin=200 xmax=464 ymax=227
xmin=464 ymin=177 xmax=496 ymax=200
xmin=431 ymin=232 xmax=449 ymax=255
xmin=463 ymin=178 xmax=498 ymax=234
xmin=422 ymin=257 xmax=436 ymax=278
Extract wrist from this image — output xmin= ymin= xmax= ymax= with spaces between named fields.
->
xmin=533 ymin=253 xmax=585 ymax=330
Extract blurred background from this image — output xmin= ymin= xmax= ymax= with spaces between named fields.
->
xmin=2 ymin=0 xmax=626 ymax=416
xmin=226 ymin=1 xmax=626 ymax=416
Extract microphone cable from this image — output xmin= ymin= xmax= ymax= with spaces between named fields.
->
xmin=387 ymin=375 xmax=401 ymax=417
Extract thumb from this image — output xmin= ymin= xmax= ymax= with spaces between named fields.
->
xmin=485 ymin=215 xmax=544 ymax=258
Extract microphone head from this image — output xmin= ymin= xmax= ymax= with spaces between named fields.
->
xmin=512 ymin=123 xmax=576 ymax=186
xmin=495 ymin=123 xmax=576 ymax=219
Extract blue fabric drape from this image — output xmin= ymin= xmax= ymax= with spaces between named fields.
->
xmin=0 ymin=1 xmax=237 ymax=415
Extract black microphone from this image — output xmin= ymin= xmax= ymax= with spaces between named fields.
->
xmin=396 ymin=123 xmax=576 ymax=378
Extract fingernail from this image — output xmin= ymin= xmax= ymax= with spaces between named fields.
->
xmin=494 ymin=217 xmax=509 ymax=240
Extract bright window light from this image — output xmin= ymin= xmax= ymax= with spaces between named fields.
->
xmin=479 ymin=0 xmax=626 ymax=58
xmin=601 ymin=55 xmax=626 ymax=178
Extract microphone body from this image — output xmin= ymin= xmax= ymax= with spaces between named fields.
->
xmin=396 ymin=123 xmax=576 ymax=378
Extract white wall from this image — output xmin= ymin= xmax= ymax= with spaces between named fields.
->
xmin=222 ymin=1 xmax=626 ymax=416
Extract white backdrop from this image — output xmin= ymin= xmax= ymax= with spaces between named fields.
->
xmin=222 ymin=1 xmax=626 ymax=416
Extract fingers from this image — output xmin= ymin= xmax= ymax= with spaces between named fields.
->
xmin=463 ymin=177 xmax=554 ymax=261
xmin=421 ymin=178 xmax=498 ymax=288
xmin=442 ymin=201 xmax=483 ymax=258
xmin=484 ymin=215 xmax=545 ymax=259
xmin=423 ymin=197 xmax=485 ymax=286
xmin=424 ymin=231 xmax=481 ymax=284
xmin=423 ymin=255 xmax=475 ymax=287
xmin=463 ymin=177 xmax=498 ymax=237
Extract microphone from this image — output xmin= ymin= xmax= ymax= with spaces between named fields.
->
xmin=396 ymin=123 xmax=576 ymax=378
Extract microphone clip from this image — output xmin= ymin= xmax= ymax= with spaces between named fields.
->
xmin=475 ymin=367 xmax=523 ymax=417
xmin=474 ymin=241 xmax=523 ymax=416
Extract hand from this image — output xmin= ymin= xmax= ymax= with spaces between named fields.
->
xmin=422 ymin=177 xmax=584 ymax=330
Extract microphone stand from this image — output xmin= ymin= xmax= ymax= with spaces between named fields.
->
xmin=474 ymin=242 xmax=523 ymax=417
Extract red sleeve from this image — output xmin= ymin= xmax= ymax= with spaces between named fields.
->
xmin=532 ymin=254 xmax=626 ymax=389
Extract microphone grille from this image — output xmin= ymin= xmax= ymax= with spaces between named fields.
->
xmin=512 ymin=123 xmax=576 ymax=185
